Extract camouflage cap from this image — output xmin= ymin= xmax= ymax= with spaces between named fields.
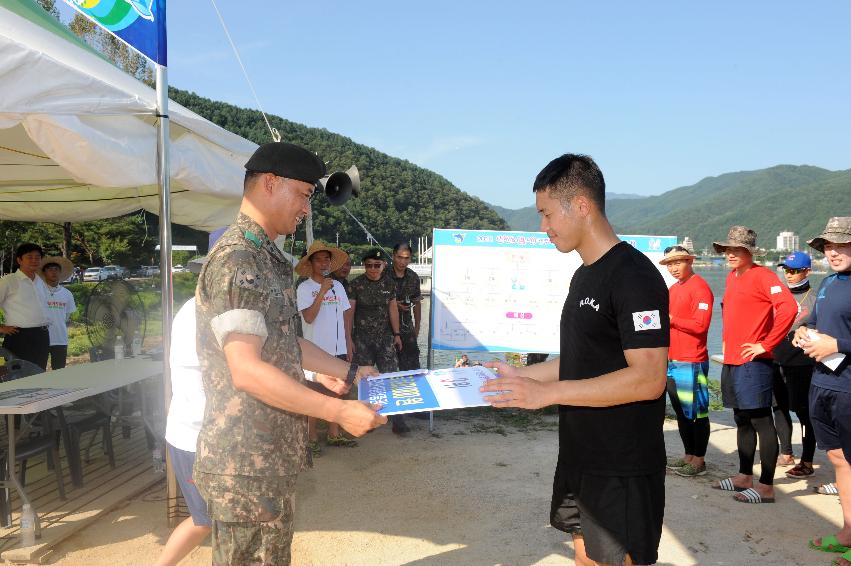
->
xmin=808 ymin=217 xmax=851 ymax=253
xmin=362 ymin=247 xmax=386 ymax=262
xmin=712 ymin=225 xmax=765 ymax=256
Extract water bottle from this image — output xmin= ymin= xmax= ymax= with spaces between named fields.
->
xmin=19 ymin=503 xmax=36 ymax=546
xmin=131 ymin=335 xmax=143 ymax=357
xmin=152 ymin=446 xmax=165 ymax=473
xmin=113 ymin=335 xmax=124 ymax=360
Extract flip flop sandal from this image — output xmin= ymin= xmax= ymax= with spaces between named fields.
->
xmin=786 ymin=463 xmax=814 ymax=478
xmin=832 ymin=549 xmax=851 ymax=566
xmin=734 ymin=488 xmax=775 ymax=504
xmin=713 ymin=477 xmax=748 ymax=492
xmin=810 ymin=534 xmax=851 ymax=553
xmin=816 ymin=483 xmax=840 ymax=495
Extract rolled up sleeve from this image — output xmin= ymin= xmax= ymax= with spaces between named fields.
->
xmin=210 ymin=309 xmax=268 ymax=348
xmin=202 ymin=248 xmax=271 ymax=348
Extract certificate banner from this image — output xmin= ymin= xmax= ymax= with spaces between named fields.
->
xmin=430 ymin=228 xmax=676 ymax=353
xmin=358 ymin=366 xmax=496 ymax=415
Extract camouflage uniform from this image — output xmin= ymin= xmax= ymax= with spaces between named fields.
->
xmin=194 ymin=213 xmax=307 ymax=566
xmin=389 ymin=267 xmax=422 ymax=371
xmin=348 ymin=274 xmax=398 ymax=373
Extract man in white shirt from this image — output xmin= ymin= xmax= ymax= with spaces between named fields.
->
xmin=296 ymin=241 xmax=355 ymax=452
xmin=155 ymin=297 xmax=211 ymax=566
xmin=0 ymin=243 xmax=51 ymax=369
xmin=40 ymin=256 xmax=77 ymax=370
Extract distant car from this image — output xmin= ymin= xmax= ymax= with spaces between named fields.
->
xmin=83 ymin=267 xmax=104 ymax=282
xmin=101 ymin=265 xmax=123 ymax=280
xmin=142 ymin=265 xmax=160 ymax=277
xmin=172 ymin=264 xmax=187 ymax=273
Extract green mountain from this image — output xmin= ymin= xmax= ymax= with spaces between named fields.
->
xmin=489 ymin=165 xmax=850 ymax=251
xmin=489 ymin=193 xmax=646 ymax=232
xmin=169 ymin=89 xmax=509 ymax=248
xmin=606 ymin=165 xmax=850 ymax=252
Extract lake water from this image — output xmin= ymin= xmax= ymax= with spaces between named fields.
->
xmin=415 ymin=266 xmax=825 ymax=379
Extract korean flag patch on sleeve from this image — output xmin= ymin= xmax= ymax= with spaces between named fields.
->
xmin=633 ymin=310 xmax=662 ymax=331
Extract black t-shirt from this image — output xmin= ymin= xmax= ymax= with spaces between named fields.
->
xmin=558 ymin=241 xmax=669 ymax=475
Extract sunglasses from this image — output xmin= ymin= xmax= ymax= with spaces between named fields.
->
xmin=364 ymin=262 xmax=383 ymax=269
xmin=664 ymin=245 xmax=689 ymax=254
xmin=783 ymin=267 xmax=807 ymax=274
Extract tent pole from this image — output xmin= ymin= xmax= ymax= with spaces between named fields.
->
xmin=155 ymin=63 xmax=177 ymax=527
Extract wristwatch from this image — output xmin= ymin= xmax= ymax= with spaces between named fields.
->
xmin=393 ymin=332 xmax=400 ymax=336
xmin=345 ymin=363 xmax=359 ymax=385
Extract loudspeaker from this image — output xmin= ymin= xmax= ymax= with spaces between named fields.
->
xmin=320 ymin=165 xmax=360 ymax=206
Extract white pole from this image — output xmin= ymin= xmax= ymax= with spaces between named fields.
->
xmin=155 ymin=63 xmax=175 ymax=521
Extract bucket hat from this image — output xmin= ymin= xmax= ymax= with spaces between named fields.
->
xmin=807 ymin=217 xmax=851 ymax=253
xmin=712 ymin=226 xmax=765 ymax=256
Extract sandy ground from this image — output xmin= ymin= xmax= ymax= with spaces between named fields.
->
xmin=41 ymin=409 xmax=843 ymax=566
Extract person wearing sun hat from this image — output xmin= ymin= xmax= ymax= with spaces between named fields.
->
xmin=712 ymin=225 xmax=798 ymax=504
xmin=39 ymin=256 xmax=76 ymax=370
xmin=771 ymin=251 xmax=818 ymax=478
xmin=295 ymin=241 xmax=357 ymax=453
xmin=658 ymin=245 xmax=714 ymax=478
xmin=792 ymin=217 xmax=851 ymax=561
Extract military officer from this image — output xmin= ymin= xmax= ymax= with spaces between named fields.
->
xmin=348 ymin=247 xmax=409 ymax=434
xmin=194 ymin=142 xmax=387 ymax=565
xmin=389 ymin=243 xmax=422 ymax=372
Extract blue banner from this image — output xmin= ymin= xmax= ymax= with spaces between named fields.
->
xmin=432 ymin=229 xmax=675 ymax=253
xmin=63 ymin=0 xmax=167 ymax=66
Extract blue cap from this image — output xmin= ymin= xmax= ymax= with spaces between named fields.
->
xmin=778 ymin=251 xmax=811 ymax=269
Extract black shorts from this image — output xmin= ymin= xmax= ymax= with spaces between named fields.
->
xmin=551 ymin=463 xmax=665 ymax=565
xmin=810 ymin=384 xmax=851 ymax=464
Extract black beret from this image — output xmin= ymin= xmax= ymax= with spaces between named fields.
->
xmin=362 ymin=247 xmax=386 ymax=262
xmin=245 ymin=142 xmax=326 ymax=184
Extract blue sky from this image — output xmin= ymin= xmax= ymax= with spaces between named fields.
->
xmin=62 ymin=1 xmax=851 ymax=209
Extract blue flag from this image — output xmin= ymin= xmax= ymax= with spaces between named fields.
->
xmin=63 ymin=0 xmax=167 ymax=66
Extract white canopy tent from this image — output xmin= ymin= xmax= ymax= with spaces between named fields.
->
xmin=0 ymin=0 xmax=256 ymax=229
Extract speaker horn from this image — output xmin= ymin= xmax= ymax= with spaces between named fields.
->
xmin=319 ymin=165 xmax=360 ymax=206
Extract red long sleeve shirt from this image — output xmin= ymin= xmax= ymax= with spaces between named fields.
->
xmin=721 ymin=265 xmax=798 ymax=366
xmin=669 ymin=274 xmax=714 ymax=362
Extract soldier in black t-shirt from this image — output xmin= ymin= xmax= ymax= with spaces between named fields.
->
xmin=482 ymin=154 xmax=669 ymax=566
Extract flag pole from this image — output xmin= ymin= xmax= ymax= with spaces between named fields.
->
xmin=155 ymin=62 xmax=177 ymax=526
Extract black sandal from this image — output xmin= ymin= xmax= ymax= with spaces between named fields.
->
xmin=786 ymin=462 xmax=814 ymax=478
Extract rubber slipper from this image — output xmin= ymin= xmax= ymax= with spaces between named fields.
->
xmin=734 ymin=488 xmax=775 ymax=504
xmin=712 ymin=477 xmax=747 ymax=492
xmin=810 ymin=534 xmax=850 ymax=553
xmin=817 ymin=483 xmax=839 ymax=495
xmin=831 ymin=548 xmax=851 ymax=566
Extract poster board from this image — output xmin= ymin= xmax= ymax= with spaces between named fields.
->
xmin=358 ymin=366 xmax=496 ymax=415
xmin=430 ymin=229 xmax=676 ymax=353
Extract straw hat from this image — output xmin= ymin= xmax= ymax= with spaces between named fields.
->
xmin=658 ymin=246 xmax=697 ymax=265
xmin=39 ymin=256 xmax=74 ymax=283
xmin=712 ymin=225 xmax=766 ymax=256
xmin=295 ymin=241 xmax=348 ymax=278
xmin=807 ymin=217 xmax=851 ymax=253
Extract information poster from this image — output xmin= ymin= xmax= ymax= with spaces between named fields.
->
xmin=358 ymin=366 xmax=497 ymax=415
xmin=430 ymin=229 xmax=677 ymax=353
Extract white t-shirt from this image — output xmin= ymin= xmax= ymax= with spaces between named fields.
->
xmin=44 ymin=285 xmax=76 ymax=346
xmin=297 ymin=278 xmax=350 ymax=356
xmin=164 ymin=298 xmax=206 ymax=453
